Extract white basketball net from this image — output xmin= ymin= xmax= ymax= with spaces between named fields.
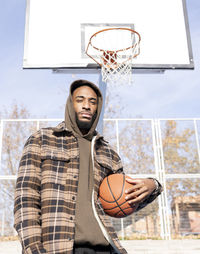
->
xmin=86 ymin=28 xmax=141 ymax=84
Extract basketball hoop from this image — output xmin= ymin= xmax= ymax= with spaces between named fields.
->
xmin=86 ymin=27 xmax=141 ymax=84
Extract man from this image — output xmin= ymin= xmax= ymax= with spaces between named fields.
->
xmin=14 ymin=79 xmax=162 ymax=254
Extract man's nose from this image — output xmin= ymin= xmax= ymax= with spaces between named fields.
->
xmin=82 ymin=100 xmax=90 ymax=110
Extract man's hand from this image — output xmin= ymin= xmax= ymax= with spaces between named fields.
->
xmin=125 ymin=178 xmax=156 ymax=206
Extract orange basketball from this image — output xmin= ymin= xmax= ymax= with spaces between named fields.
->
xmin=98 ymin=174 xmax=139 ymax=218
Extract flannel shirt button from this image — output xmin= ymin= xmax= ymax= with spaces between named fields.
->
xmin=73 ymin=175 xmax=77 ymax=179
xmin=70 ymin=216 xmax=73 ymax=220
xmin=72 ymin=196 xmax=75 ymax=201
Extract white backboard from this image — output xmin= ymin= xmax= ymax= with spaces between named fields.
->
xmin=23 ymin=0 xmax=194 ymax=70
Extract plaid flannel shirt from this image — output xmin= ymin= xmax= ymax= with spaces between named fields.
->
xmin=14 ymin=122 xmax=162 ymax=254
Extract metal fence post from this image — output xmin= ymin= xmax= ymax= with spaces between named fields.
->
xmin=194 ymin=119 xmax=200 ymax=165
xmin=0 ymin=120 xmax=3 ymax=174
xmin=1 ymin=209 xmax=5 ymax=236
xmin=115 ymin=119 xmax=125 ymax=240
xmin=153 ymin=119 xmax=171 ymax=239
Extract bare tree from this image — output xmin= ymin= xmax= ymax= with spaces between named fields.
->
xmin=0 ymin=103 xmax=37 ymax=236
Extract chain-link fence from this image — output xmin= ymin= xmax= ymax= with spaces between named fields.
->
xmin=0 ymin=118 xmax=200 ymax=240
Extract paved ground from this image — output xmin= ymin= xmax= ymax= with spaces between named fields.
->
xmin=0 ymin=240 xmax=200 ymax=254
xmin=121 ymin=240 xmax=200 ymax=254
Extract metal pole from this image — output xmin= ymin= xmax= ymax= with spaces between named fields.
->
xmin=116 ymin=120 xmax=120 ymax=155
xmin=152 ymin=119 xmax=171 ymax=239
xmin=156 ymin=119 xmax=171 ymax=240
xmin=1 ymin=209 xmax=5 ymax=236
xmin=0 ymin=120 xmax=4 ymax=174
xmin=151 ymin=119 xmax=165 ymax=238
xmin=37 ymin=120 xmax=40 ymax=130
xmin=97 ymin=73 xmax=107 ymax=135
xmin=193 ymin=119 xmax=200 ymax=165
xmin=115 ymin=119 xmax=125 ymax=240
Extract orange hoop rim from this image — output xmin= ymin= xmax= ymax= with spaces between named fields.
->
xmin=86 ymin=27 xmax=141 ymax=53
xmin=86 ymin=27 xmax=141 ymax=67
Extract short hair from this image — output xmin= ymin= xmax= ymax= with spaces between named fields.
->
xmin=71 ymin=79 xmax=101 ymax=97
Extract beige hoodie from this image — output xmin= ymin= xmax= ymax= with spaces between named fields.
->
xmin=65 ymin=80 xmax=109 ymax=247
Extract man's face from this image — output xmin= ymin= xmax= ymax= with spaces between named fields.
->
xmin=72 ymin=85 xmax=98 ymax=130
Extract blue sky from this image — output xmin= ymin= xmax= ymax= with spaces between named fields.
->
xmin=0 ymin=0 xmax=200 ymax=119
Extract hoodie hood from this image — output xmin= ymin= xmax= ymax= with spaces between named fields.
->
xmin=65 ymin=79 xmax=103 ymax=140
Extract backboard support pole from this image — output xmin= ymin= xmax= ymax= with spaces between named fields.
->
xmin=97 ymin=73 xmax=107 ymax=135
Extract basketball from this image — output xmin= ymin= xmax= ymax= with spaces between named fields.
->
xmin=98 ymin=174 xmax=139 ymax=218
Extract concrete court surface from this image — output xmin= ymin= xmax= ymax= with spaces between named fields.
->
xmin=0 ymin=240 xmax=200 ymax=254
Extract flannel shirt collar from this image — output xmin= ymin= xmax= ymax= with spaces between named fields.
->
xmin=52 ymin=121 xmax=108 ymax=143
xmin=52 ymin=121 xmax=71 ymax=133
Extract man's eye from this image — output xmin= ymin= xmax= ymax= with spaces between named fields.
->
xmin=90 ymin=101 xmax=96 ymax=105
xmin=76 ymin=99 xmax=83 ymax=103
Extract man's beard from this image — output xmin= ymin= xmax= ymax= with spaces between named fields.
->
xmin=75 ymin=112 xmax=97 ymax=132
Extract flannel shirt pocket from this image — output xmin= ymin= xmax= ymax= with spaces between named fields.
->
xmin=41 ymin=148 xmax=78 ymax=186
xmin=95 ymin=152 xmax=113 ymax=179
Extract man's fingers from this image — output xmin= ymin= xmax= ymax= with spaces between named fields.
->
xmin=126 ymin=178 xmax=142 ymax=185
xmin=125 ymin=186 xmax=147 ymax=201
xmin=127 ymin=192 xmax=147 ymax=205
xmin=125 ymin=182 xmax=145 ymax=194
xmin=124 ymin=177 xmax=158 ymax=205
